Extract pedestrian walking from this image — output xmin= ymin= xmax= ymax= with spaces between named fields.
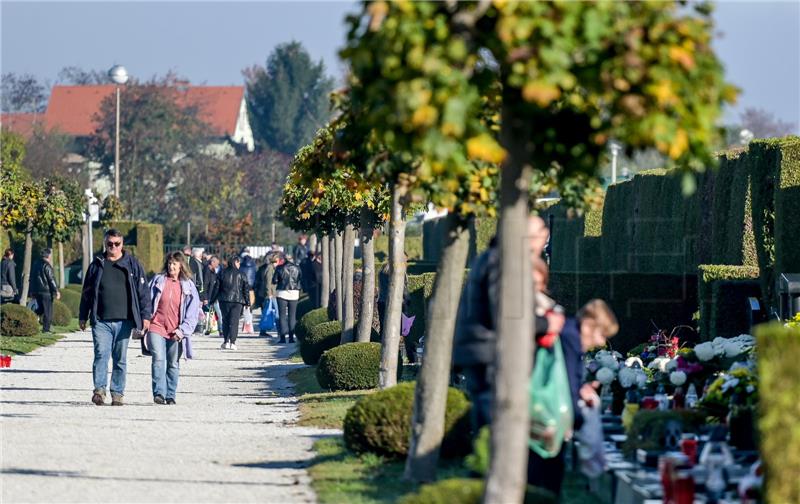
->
xmin=293 ymin=235 xmax=310 ymax=264
xmin=254 ymin=253 xmax=281 ymax=337
xmin=144 ymin=252 xmax=201 ymax=405
xmin=217 ymin=255 xmax=250 ymax=350
xmin=239 ymin=248 xmax=257 ymax=333
xmin=1 ymin=248 xmax=19 ymax=304
xmin=272 ymin=254 xmax=302 ymax=343
xmin=202 ymin=255 xmax=222 ymax=335
xmin=312 ymin=252 xmax=323 ymax=308
xmin=79 ymin=228 xmax=152 ymax=406
xmin=30 ymin=248 xmax=60 ymax=333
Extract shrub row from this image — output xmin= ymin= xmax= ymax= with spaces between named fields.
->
xmin=0 ymin=304 xmax=39 ymax=337
xmin=697 ymin=265 xmax=760 ymax=340
xmin=755 ymin=322 xmax=800 ymax=504
xmin=317 ymin=342 xmax=381 ymax=391
xmin=52 ymin=300 xmax=72 ymax=327
xmin=343 ymin=381 xmax=471 ymax=459
xmin=60 ymin=289 xmax=81 ymax=318
xmin=296 ymin=307 xmax=329 ymax=342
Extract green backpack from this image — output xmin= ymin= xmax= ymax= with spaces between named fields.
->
xmin=528 ymin=341 xmax=574 ymax=458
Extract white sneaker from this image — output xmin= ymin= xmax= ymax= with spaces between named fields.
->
xmin=229 ymin=343 xmax=237 ymax=351
xmin=220 ymin=342 xmax=228 ymax=350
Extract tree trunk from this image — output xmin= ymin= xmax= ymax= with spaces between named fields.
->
xmin=328 ymin=235 xmax=336 ymax=299
xmin=357 ymin=208 xmax=376 ymax=343
xmin=82 ymin=223 xmax=90 ymax=286
xmin=379 ymin=181 xmax=408 ymax=389
xmin=320 ymin=234 xmax=330 ymax=309
xmin=404 ymin=213 xmax=472 ymax=482
xmin=334 ymin=230 xmax=344 ymax=322
xmin=58 ymin=241 xmax=65 ymax=288
xmin=309 ymin=234 xmax=319 ymax=254
xmin=341 ymin=224 xmax=356 ymax=343
xmin=483 ymin=96 xmax=535 ymax=504
xmin=19 ymin=228 xmax=33 ymax=305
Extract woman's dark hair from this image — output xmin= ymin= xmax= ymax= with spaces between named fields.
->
xmin=162 ymin=251 xmax=191 ymax=281
xmin=3 ymin=248 xmax=13 ymax=258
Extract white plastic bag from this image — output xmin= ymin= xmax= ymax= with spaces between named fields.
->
xmin=575 ymin=399 xmax=606 ymax=478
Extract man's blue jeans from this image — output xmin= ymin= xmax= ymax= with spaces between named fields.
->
xmin=92 ymin=320 xmax=133 ymax=396
xmin=147 ymin=332 xmax=181 ymax=400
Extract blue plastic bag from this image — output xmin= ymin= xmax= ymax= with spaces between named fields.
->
xmin=260 ymin=298 xmax=277 ymax=331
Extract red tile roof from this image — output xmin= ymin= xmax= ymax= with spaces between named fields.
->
xmin=44 ymin=85 xmax=245 ymax=137
xmin=1 ymin=112 xmax=43 ymax=139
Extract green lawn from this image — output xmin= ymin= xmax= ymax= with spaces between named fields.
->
xmin=287 ymin=366 xmax=369 ymax=429
xmin=0 ymin=318 xmax=79 ymax=355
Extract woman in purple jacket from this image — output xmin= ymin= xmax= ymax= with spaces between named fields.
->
xmin=145 ymin=252 xmax=200 ymax=405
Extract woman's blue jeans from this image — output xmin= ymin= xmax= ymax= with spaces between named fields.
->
xmin=148 ymin=332 xmax=181 ymax=400
xmin=92 ymin=320 xmax=133 ymax=396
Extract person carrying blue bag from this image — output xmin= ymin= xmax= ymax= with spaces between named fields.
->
xmin=255 ymin=254 xmax=281 ymax=336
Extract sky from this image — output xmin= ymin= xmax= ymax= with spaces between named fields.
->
xmin=1 ymin=0 xmax=798 ymax=131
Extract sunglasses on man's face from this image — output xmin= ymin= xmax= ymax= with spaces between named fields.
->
xmin=106 ymin=241 xmax=123 ymax=248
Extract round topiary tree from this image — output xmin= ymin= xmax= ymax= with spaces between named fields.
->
xmin=300 ymin=320 xmax=343 ymax=365
xmin=317 ymin=342 xmax=381 ymax=391
xmin=59 ymin=289 xmax=81 ymax=318
xmin=343 ymin=381 xmax=471 ymax=459
xmin=296 ymin=307 xmax=330 ymax=342
xmin=52 ymin=299 xmax=72 ymax=327
xmin=0 ymin=304 xmax=40 ymax=337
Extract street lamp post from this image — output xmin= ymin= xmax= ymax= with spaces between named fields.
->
xmin=108 ymin=65 xmax=129 ymax=199
xmin=609 ymin=141 xmax=622 ymax=186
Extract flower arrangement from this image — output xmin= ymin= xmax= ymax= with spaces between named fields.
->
xmin=786 ymin=312 xmax=800 ymax=329
xmin=698 ymin=366 xmax=758 ymax=419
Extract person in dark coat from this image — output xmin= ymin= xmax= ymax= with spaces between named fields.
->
xmin=272 ymin=255 xmax=302 ymax=343
xmin=215 ymin=255 xmax=250 ymax=350
xmin=201 ymin=255 xmax=221 ymax=334
xmin=80 ymin=228 xmax=153 ymax=406
xmin=1 ymin=248 xmax=18 ymax=304
xmin=31 ymin=248 xmax=60 ymax=333
xmin=292 ymin=235 xmax=309 ymax=264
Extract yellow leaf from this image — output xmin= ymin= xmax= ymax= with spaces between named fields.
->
xmin=411 ymin=105 xmax=438 ymax=128
xmin=522 ymin=81 xmax=561 ymax=107
xmin=668 ymin=46 xmax=695 ymax=70
xmin=669 ymin=129 xmax=689 ymax=159
xmin=467 ymin=134 xmax=507 ymax=164
xmin=648 ymin=80 xmax=676 ymax=107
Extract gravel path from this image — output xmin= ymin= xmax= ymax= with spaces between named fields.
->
xmin=1 ymin=325 xmax=332 ymax=503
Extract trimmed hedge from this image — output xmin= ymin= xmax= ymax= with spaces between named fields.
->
xmin=398 ymin=479 xmax=556 ymax=504
xmin=59 ymin=289 xmax=81 ymax=318
xmin=772 ymin=138 xmax=800 ymax=297
xmin=697 ymin=265 xmax=759 ymax=341
xmin=711 ymin=151 xmax=757 ymax=267
xmin=316 ymin=342 xmax=380 ymax=391
xmin=300 ymin=320 xmax=342 ymax=365
xmin=710 ymin=280 xmax=761 ymax=338
xmin=0 ymin=304 xmax=39 ymax=337
xmin=375 ymin=235 xmax=422 ymax=262
xmin=52 ymin=300 xmax=72 ymax=327
xmin=343 ymin=381 xmax=471 ymax=459
xmin=296 ymin=307 xmax=329 ymax=342
xmin=548 ymin=271 xmax=699 ymax=352
xmin=92 ymin=220 xmax=164 ymax=275
xmin=755 ymin=322 xmax=800 ymax=504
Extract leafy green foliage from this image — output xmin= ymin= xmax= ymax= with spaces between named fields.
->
xmin=300 ymin=320 xmax=343 ymax=365
xmin=0 ymin=304 xmax=39 ymax=337
xmin=52 ymin=299 xmax=72 ymax=327
xmin=697 ymin=265 xmax=759 ymax=341
xmin=756 ymin=322 xmax=800 ymax=504
xmin=59 ymin=289 xmax=81 ymax=318
xmin=100 ymin=195 xmax=126 ymax=225
xmin=398 ymin=478 xmax=556 ymax=504
xmin=297 ymin=307 xmax=330 ymax=342
xmin=244 ymin=41 xmax=335 ymax=154
xmin=317 ymin=342 xmax=381 ymax=391
xmin=36 ymin=178 xmax=85 ymax=244
xmin=343 ymin=381 xmax=471 ymax=459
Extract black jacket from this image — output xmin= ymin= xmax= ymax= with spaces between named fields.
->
xmin=31 ymin=259 xmax=58 ymax=296
xmin=272 ymin=262 xmax=302 ymax=291
xmin=216 ymin=266 xmax=250 ymax=306
xmin=293 ymin=244 xmax=309 ymax=264
xmin=1 ymin=257 xmax=18 ymax=295
xmin=188 ymin=256 xmax=204 ymax=293
xmin=201 ymin=265 xmax=218 ymax=303
xmin=452 ymin=238 xmax=549 ymax=372
xmin=79 ymin=252 xmax=152 ymax=330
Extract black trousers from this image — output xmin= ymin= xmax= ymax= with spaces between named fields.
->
xmin=277 ymin=297 xmax=298 ymax=339
xmin=35 ymin=293 xmax=53 ymax=332
xmin=527 ymin=445 xmax=566 ymax=497
xmin=219 ymin=301 xmax=243 ymax=344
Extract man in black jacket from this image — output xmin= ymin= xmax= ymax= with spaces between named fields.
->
xmin=31 ymin=248 xmax=60 ymax=333
xmin=272 ymin=255 xmax=302 ymax=343
xmin=215 ymin=255 xmax=250 ymax=350
xmin=1 ymin=248 xmax=19 ymax=304
xmin=79 ymin=229 xmax=152 ymax=406
xmin=201 ymin=255 xmax=221 ymax=334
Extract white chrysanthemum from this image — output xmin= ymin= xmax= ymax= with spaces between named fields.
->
xmin=665 ymin=358 xmax=679 ymax=372
xmin=724 ymin=341 xmax=749 ymax=358
xmin=636 ymin=370 xmax=648 ymax=389
xmin=625 ymin=356 xmax=644 ymax=368
xmin=670 ymin=371 xmax=687 ymax=386
xmin=648 ymin=357 xmax=670 ymax=373
xmin=618 ymin=367 xmax=638 ymax=388
xmin=597 ymin=353 xmax=620 ymax=370
xmin=596 ymin=367 xmax=616 ymax=385
xmin=729 ymin=361 xmax=748 ymax=372
xmin=694 ymin=342 xmax=716 ymax=362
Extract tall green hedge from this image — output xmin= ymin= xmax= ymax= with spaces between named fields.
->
xmin=374 ymin=235 xmax=422 ymax=262
xmin=710 ymin=280 xmax=761 ymax=338
xmin=697 ymin=265 xmax=760 ymax=340
xmin=548 ymin=271 xmax=698 ymax=352
xmin=755 ymin=322 xmax=800 ymax=504
xmin=773 ymin=138 xmax=800 ymax=279
xmin=710 ymin=151 xmax=757 ymax=267
xmin=92 ymin=220 xmax=164 ymax=275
